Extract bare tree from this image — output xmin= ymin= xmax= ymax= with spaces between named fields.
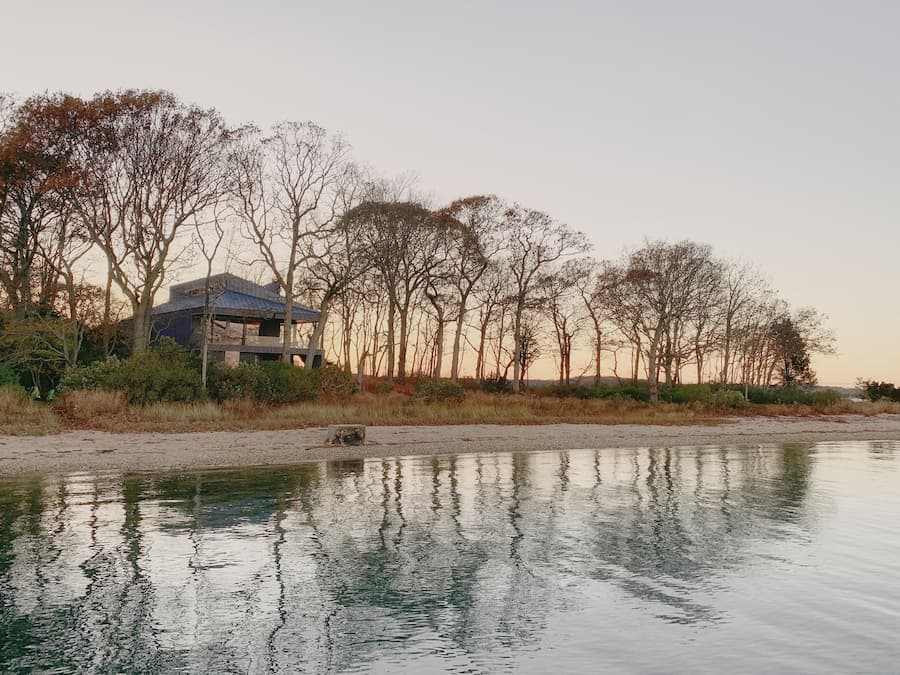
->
xmin=470 ymin=260 xmax=511 ymax=380
xmin=574 ymin=259 xmax=616 ymax=386
xmin=605 ymin=240 xmax=717 ymax=401
xmin=74 ymin=90 xmax=234 ymax=353
xmin=656 ymin=245 xmax=720 ymax=385
xmin=539 ymin=261 xmax=588 ymax=385
xmin=433 ymin=195 xmax=506 ymax=382
xmin=503 ymin=204 xmax=589 ymax=392
xmin=686 ymin=258 xmax=725 ymax=384
xmin=716 ymin=260 xmax=767 ymax=383
xmin=516 ymin=312 xmax=543 ymax=386
xmin=423 ymin=279 xmax=451 ymax=378
xmin=348 ymin=200 xmax=447 ymax=381
xmin=231 ymin=121 xmax=350 ymax=362
xmin=296 ymin=165 xmax=368 ymax=368
xmin=32 ymin=211 xmax=94 ymax=368
xmin=192 ymin=209 xmax=229 ymax=387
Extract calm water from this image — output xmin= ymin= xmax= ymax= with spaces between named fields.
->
xmin=2 ymin=442 xmax=900 ymax=673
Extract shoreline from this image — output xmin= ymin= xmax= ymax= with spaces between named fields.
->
xmin=2 ymin=414 xmax=900 ymax=477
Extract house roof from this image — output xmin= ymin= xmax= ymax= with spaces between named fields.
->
xmin=151 ymin=273 xmax=321 ymax=322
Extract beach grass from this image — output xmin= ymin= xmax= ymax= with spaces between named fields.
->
xmin=10 ymin=389 xmax=894 ymax=434
xmin=0 ymin=387 xmax=60 ymax=436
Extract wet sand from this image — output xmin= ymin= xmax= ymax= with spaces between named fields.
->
xmin=2 ymin=414 xmax=900 ymax=476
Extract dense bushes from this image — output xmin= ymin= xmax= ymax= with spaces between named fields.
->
xmin=316 ymin=365 xmax=358 ymax=398
xmin=60 ymin=340 xmax=204 ymax=405
xmin=744 ymin=386 xmax=839 ymax=405
xmin=859 ymin=380 xmax=900 ymax=402
xmin=658 ymin=385 xmax=749 ymax=409
xmin=412 ymin=379 xmax=466 ymax=403
xmin=207 ymin=361 xmax=318 ymax=404
xmin=538 ymin=382 xmax=839 ymax=408
xmin=0 ymin=364 xmax=19 ymax=389
xmin=658 ymin=384 xmax=715 ymax=404
xmin=207 ymin=363 xmax=354 ymax=404
xmin=55 ymin=335 xmax=848 ymax=413
xmin=481 ymin=375 xmax=512 ymax=394
xmin=60 ymin=339 xmax=357 ymax=407
xmin=540 ymin=383 xmax=651 ymax=402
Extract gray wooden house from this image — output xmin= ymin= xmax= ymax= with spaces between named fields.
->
xmin=151 ymin=273 xmax=324 ymax=367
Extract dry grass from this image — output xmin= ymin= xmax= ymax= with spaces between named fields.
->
xmin=52 ymin=391 xmax=729 ymax=433
xmin=53 ymin=389 xmax=127 ymax=427
xmin=9 ymin=388 xmax=900 ymax=436
xmin=270 ymin=392 xmax=724 ymax=427
xmin=0 ymin=387 xmax=59 ymax=436
xmin=728 ymin=399 xmax=900 ymax=418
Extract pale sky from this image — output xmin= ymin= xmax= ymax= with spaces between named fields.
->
xmin=5 ymin=0 xmax=899 ymax=385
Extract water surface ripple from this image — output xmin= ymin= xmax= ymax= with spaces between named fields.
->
xmin=2 ymin=441 xmax=899 ymax=673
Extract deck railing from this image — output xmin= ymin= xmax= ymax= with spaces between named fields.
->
xmin=210 ymin=335 xmax=305 ymax=348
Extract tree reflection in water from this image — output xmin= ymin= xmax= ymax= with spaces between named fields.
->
xmin=0 ymin=444 xmax=828 ymax=672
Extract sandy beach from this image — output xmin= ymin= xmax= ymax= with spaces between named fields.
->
xmin=0 ymin=414 xmax=898 ymax=476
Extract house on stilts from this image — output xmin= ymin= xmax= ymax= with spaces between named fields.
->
xmin=150 ymin=273 xmax=324 ymax=367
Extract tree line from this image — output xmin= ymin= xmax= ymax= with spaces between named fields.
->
xmin=0 ymin=89 xmax=834 ymax=400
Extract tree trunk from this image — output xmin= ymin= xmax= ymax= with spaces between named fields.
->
xmin=647 ymin=339 xmax=660 ymax=402
xmin=696 ymin=348 xmax=704 ymax=384
xmin=132 ymin=302 xmax=150 ymax=353
xmin=449 ymin=300 xmax=468 ymax=382
xmin=511 ymin=303 xmax=523 ymax=393
xmin=306 ymin=300 xmax=330 ymax=369
xmin=282 ymin=270 xmax=294 ymax=363
xmin=721 ymin=319 xmax=732 ymax=383
xmin=386 ymin=300 xmax=396 ymax=383
xmin=475 ymin=319 xmax=487 ymax=380
xmin=201 ymin=315 xmax=210 ymax=387
xmin=102 ymin=260 xmax=114 ymax=356
xmin=433 ymin=310 xmax=445 ymax=379
xmin=341 ymin=303 xmax=353 ymax=374
xmin=397 ymin=307 xmax=409 ymax=379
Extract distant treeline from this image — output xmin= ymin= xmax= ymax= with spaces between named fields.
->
xmin=858 ymin=381 xmax=900 ymax=403
xmin=0 ymin=89 xmax=833 ymax=400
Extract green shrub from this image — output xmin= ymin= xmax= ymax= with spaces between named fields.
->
xmin=457 ymin=377 xmax=483 ymax=391
xmin=542 ymin=383 xmax=591 ymax=399
xmin=807 ymin=389 xmax=841 ymax=405
xmin=316 ymin=365 xmax=357 ymax=398
xmin=0 ymin=363 xmax=20 ymax=389
xmin=540 ymin=383 xmax=651 ymax=402
xmin=481 ymin=375 xmax=512 ymax=394
xmin=255 ymin=362 xmax=318 ymax=404
xmin=745 ymin=386 xmax=840 ymax=405
xmin=207 ymin=362 xmax=263 ymax=402
xmin=412 ymin=379 xmax=466 ymax=404
xmin=707 ymin=388 xmax=749 ymax=410
xmin=659 ymin=384 xmax=713 ymax=404
xmin=207 ymin=361 xmax=319 ymax=404
xmin=60 ymin=342 xmax=204 ymax=405
xmin=61 ymin=357 xmax=124 ymax=391
xmin=612 ymin=385 xmax=652 ymax=402
xmin=859 ymin=380 xmax=900 ymax=402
